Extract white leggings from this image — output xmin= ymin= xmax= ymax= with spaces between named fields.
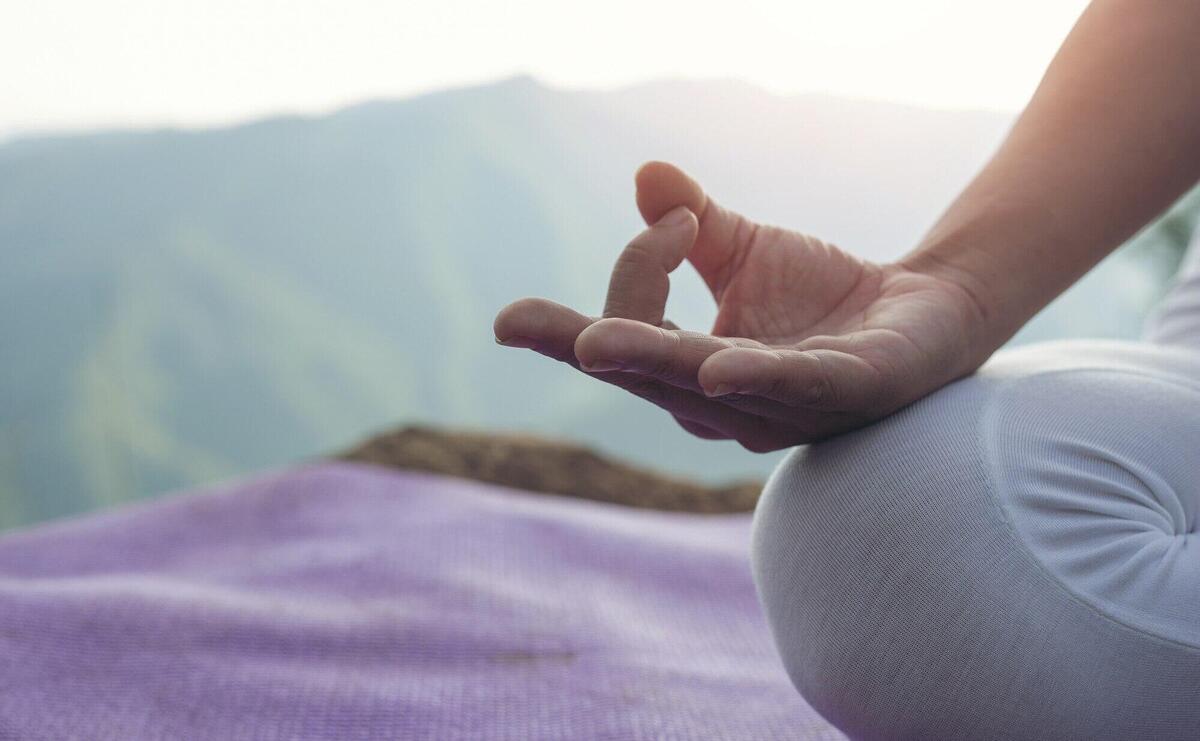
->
xmin=752 ymin=241 xmax=1200 ymax=740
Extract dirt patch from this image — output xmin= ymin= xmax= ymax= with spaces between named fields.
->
xmin=337 ymin=425 xmax=761 ymax=513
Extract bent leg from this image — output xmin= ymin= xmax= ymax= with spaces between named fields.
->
xmin=752 ymin=340 xmax=1200 ymax=741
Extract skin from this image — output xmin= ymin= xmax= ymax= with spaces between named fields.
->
xmin=495 ymin=0 xmax=1200 ymax=453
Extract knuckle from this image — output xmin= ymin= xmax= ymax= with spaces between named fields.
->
xmin=851 ymin=350 xmax=898 ymax=411
xmin=761 ymin=373 xmax=788 ymax=400
xmin=806 ymin=377 xmax=834 ymax=406
xmin=647 ymin=330 xmax=682 ymax=380
xmin=618 ymin=236 xmax=661 ymax=268
xmin=803 ymin=355 xmax=838 ymax=407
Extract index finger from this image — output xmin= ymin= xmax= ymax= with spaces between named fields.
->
xmin=602 ymin=205 xmax=698 ymax=324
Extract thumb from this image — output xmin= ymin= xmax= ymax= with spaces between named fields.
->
xmin=634 ymin=161 xmax=756 ymax=298
xmin=635 ymin=161 xmax=706 ymax=225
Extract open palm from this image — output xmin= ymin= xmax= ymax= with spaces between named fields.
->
xmin=494 ymin=162 xmax=986 ymax=451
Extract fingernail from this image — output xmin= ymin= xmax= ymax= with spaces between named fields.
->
xmin=580 ymin=359 xmax=624 ymax=372
xmin=496 ymin=335 xmax=538 ymax=349
xmin=706 ymin=383 xmax=737 ymax=397
xmin=657 ymin=205 xmax=693 ymax=228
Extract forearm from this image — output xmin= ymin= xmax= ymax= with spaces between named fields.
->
xmin=903 ymin=0 xmax=1200 ymax=358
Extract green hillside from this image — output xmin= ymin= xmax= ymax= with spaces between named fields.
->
xmin=0 ymin=77 xmax=1195 ymax=528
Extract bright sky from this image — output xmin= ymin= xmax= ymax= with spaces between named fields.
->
xmin=2 ymin=0 xmax=1091 ymax=139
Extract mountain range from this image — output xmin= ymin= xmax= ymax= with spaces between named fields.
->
xmin=1 ymin=76 xmax=1194 ymax=528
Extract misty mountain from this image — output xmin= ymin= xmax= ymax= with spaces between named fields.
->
xmin=0 ymin=76 xmax=1193 ymax=528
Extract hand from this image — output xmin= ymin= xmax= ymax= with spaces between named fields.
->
xmin=494 ymin=162 xmax=989 ymax=452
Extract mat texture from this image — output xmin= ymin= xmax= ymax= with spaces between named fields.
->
xmin=0 ymin=462 xmax=840 ymax=740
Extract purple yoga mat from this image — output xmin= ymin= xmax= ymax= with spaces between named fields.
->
xmin=0 ymin=463 xmax=842 ymax=739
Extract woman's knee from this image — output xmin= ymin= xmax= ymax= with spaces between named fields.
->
xmin=751 ymin=344 xmax=1200 ymax=740
xmin=752 ymin=377 xmax=1003 ymax=739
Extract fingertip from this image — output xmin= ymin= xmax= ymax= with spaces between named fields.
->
xmin=493 ymin=297 xmax=548 ymax=339
xmin=698 ymin=347 xmax=777 ymax=395
xmin=572 ymin=317 xmax=615 ymax=368
xmin=493 ymin=297 xmax=590 ymax=348
xmin=492 ymin=298 xmax=530 ymax=341
xmin=495 ymin=335 xmax=538 ymax=349
xmin=634 ymin=161 xmax=706 ymax=226
xmin=633 ymin=160 xmax=674 ymax=188
xmin=574 ymin=317 xmax=659 ymax=368
xmin=655 ymin=204 xmax=698 ymax=231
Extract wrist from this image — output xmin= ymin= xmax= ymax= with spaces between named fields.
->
xmin=899 ymin=196 xmax=1067 ymax=364
xmin=895 ymin=253 xmax=1012 ymax=377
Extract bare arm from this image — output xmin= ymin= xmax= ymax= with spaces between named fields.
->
xmin=906 ymin=0 xmax=1200 ymax=360
xmin=495 ymin=1 xmax=1200 ymax=450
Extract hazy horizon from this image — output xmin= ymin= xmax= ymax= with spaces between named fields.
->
xmin=2 ymin=74 xmax=1191 ymax=530
xmin=4 ymin=0 xmax=1089 ymax=140
xmin=0 ymin=74 xmax=1025 ymax=145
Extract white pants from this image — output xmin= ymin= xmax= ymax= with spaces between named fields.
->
xmin=752 ymin=241 xmax=1200 ymax=740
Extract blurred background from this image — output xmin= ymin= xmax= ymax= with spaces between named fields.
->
xmin=2 ymin=0 xmax=1197 ymax=529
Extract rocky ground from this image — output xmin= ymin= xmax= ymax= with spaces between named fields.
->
xmin=339 ymin=425 xmax=762 ymax=513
